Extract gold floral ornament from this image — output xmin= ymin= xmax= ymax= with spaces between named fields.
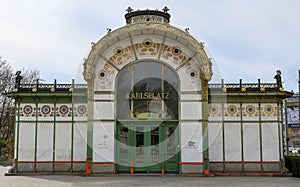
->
xmin=227 ymin=105 xmax=237 ymax=115
xmin=264 ymin=105 xmax=274 ymax=115
xmin=246 ymin=105 xmax=255 ymax=115
xmin=209 ymin=105 xmax=219 ymax=115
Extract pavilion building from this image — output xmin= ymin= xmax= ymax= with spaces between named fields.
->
xmin=6 ymin=7 xmax=292 ymax=175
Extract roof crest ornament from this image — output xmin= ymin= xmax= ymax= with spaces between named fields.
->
xmin=126 ymin=7 xmax=133 ymax=13
xmin=162 ymin=6 xmax=169 ymax=13
xmin=124 ymin=6 xmax=171 ymax=25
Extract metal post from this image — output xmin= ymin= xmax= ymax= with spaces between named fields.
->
xmin=284 ymin=99 xmax=288 ymax=156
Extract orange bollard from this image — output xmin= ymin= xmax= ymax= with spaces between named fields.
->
xmin=130 ymin=160 xmax=134 ymax=174
xmin=85 ymin=159 xmax=91 ymax=174
xmin=204 ymin=169 xmax=210 ymax=175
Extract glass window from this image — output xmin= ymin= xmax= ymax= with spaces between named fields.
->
xmin=116 ymin=61 xmax=178 ymax=120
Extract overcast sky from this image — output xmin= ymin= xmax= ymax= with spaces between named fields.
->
xmin=1 ymin=0 xmax=299 ymax=92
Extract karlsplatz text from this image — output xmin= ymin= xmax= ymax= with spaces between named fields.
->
xmin=127 ymin=92 xmax=170 ymax=99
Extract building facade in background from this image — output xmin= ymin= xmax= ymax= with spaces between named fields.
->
xmin=285 ymin=94 xmax=300 ymax=150
xmin=6 ymin=8 xmax=292 ymax=175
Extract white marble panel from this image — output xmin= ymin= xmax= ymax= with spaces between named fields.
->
xmin=18 ymin=123 xmax=35 ymax=161
xmin=94 ymin=72 xmax=117 ymax=92
xmin=243 ymin=123 xmax=260 ymax=161
xmin=180 ymin=102 xmax=202 ymax=120
xmin=55 ymin=123 xmax=71 ymax=161
xmin=177 ymin=62 xmax=201 ymax=92
xmin=14 ymin=122 xmax=18 ymax=159
xmin=37 ymin=123 xmax=53 ymax=161
xmin=208 ymin=123 xmax=223 ymax=161
xmin=94 ymin=102 xmax=115 ymax=120
xmin=93 ymin=121 xmax=114 ymax=162
xmin=73 ymin=123 xmax=87 ymax=161
xmin=180 ymin=122 xmax=203 ymax=162
xmin=180 ymin=94 xmax=201 ymax=101
xmin=225 ymin=123 xmax=242 ymax=161
xmin=262 ymin=123 xmax=279 ymax=161
xmin=94 ymin=94 xmax=114 ymax=101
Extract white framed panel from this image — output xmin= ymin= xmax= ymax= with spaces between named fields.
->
xmin=262 ymin=123 xmax=279 ymax=161
xmin=180 ymin=102 xmax=202 ymax=120
xmin=225 ymin=123 xmax=242 ymax=161
xmin=94 ymin=102 xmax=114 ymax=120
xmin=37 ymin=123 xmax=53 ymax=161
xmin=55 ymin=123 xmax=71 ymax=161
xmin=243 ymin=123 xmax=260 ymax=161
xmin=93 ymin=60 xmax=117 ymax=92
xmin=14 ymin=121 xmax=18 ymax=159
xmin=93 ymin=121 xmax=114 ymax=162
xmin=279 ymin=121 xmax=283 ymax=159
xmin=180 ymin=122 xmax=203 ymax=162
xmin=177 ymin=62 xmax=201 ymax=92
xmin=18 ymin=123 xmax=35 ymax=161
xmin=73 ymin=123 xmax=87 ymax=161
xmin=208 ymin=123 xmax=223 ymax=161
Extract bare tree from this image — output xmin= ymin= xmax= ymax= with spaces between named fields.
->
xmin=0 ymin=56 xmax=13 ymax=162
xmin=0 ymin=56 xmax=40 ymax=164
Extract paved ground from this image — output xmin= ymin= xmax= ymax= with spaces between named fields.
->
xmin=1 ymin=166 xmax=299 ymax=187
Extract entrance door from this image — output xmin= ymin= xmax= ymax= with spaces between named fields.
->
xmin=115 ymin=121 xmax=179 ymax=173
xmin=133 ymin=123 xmax=160 ymax=172
xmin=162 ymin=123 xmax=180 ymax=173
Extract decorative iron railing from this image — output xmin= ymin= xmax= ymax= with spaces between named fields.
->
xmin=208 ymin=83 xmax=278 ymax=89
xmin=14 ymin=84 xmax=88 ymax=92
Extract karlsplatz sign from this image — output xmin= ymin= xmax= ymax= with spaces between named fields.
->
xmin=127 ymin=92 xmax=170 ymax=99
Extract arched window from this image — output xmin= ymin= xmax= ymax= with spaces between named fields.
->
xmin=116 ymin=61 xmax=179 ymax=120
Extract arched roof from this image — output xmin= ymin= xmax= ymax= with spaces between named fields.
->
xmin=83 ymin=9 xmax=212 ymax=82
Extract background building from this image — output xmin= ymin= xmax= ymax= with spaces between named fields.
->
xmin=285 ymin=93 xmax=300 ymax=151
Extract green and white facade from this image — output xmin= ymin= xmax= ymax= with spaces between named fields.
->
xmin=7 ymin=8 xmax=292 ymax=175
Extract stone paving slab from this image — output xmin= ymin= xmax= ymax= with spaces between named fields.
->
xmin=1 ymin=166 xmax=299 ymax=187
